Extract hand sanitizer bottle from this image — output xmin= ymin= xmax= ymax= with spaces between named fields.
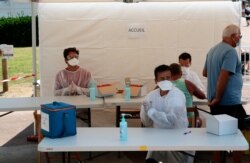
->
xmin=90 ymin=80 xmax=96 ymax=101
xmin=125 ymin=83 xmax=131 ymax=101
xmin=120 ymin=113 xmax=128 ymax=141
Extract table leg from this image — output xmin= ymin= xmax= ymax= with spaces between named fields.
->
xmin=0 ymin=111 xmax=13 ymax=117
xmin=87 ymin=108 xmax=91 ymax=127
xmin=213 ymin=151 xmax=227 ymax=163
xmin=62 ymin=152 xmax=66 ymax=163
xmin=220 ymin=151 xmax=226 ymax=163
xmin=37 ymin=151 xmax=41 ymax=163
xmin=68 ymin=152 xmax=70 ymax=163
xmin=116 ymin=106 xmax=121 ymax=127
xmin=233 ymin=151 xmax=242 ymax=163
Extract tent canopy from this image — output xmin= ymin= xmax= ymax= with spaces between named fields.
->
xmin=38 ymin=1 xmax=241 ymax=96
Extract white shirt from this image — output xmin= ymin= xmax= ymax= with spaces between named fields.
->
xmin=183 ymin=70 xmax=205 ymax=92
xmin=140 ymin=87 xmax=188 ymax=129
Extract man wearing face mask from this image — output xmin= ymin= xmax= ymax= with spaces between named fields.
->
xmin=179 ymin=52 xmax=205 ymax=92
xmin=203 ymin=24 xmax=247 ymax=162
xmin=140 ymin=64 xmax=192 ymax=163
xmin=170 ymin=63 xmax=206 ymax=127
xmin=54 ymin=47 xmax=92 ymax=96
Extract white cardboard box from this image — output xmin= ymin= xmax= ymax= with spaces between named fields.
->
xmin=206 ymin=114 xmax=238 ymax=136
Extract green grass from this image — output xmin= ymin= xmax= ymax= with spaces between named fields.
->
xmin=0 ymin=47 xmax=39 ymax=85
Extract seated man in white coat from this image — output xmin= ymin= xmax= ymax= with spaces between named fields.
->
xmin=140 ymin=64 xmax=192 ymax=163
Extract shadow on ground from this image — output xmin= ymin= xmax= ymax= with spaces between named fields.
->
xmin=2 ymin=123 xmax=36 ymax=147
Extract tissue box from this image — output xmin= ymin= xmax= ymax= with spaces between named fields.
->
xmin=206 ymin=114 xmax=238 ymax=136
xmin=96 ymin=84 xmax=116 ymax=97
xmin=130 ymin=84 xmax=147 ymax=97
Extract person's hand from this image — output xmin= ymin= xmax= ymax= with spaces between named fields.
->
xmin=62 ymin=86 xmax=71 ymax=95
xmin=83 ymin=88 xmax=90 ymax=97
xmin=70 ymin=81 xmax=83 ymax=95
xmin=69 ymin=81 xmax=78 ymax=95
xmin=75 ymin=86 xmax=83 ymax=95
xmin=143 ymin=100 xmax=152 ymax=113
xmin=208 ymin=98 xmax=220 ymax=106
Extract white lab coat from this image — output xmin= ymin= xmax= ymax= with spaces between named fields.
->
xmin=54 ymin=67 xmax=92 ymax=96
xmin=140 ymin=87 xmax=193 ymax=163
xmin=140 ymin=87 xmax=188 ymax=128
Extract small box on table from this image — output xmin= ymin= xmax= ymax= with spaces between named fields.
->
xmin=206 ymin=114 xmax=238 ymax=136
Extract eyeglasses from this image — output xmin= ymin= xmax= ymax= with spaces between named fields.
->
xmin=67 ymin=55 xmax=79 ymax=60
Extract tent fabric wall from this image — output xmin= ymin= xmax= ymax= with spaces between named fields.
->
xmin=38 ymin=2 xmax=241 ymax=96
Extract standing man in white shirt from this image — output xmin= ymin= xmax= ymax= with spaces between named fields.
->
xmin=140 ymin=64 xmax=193 ymax=163
xmin=179 ymin=52 xmax=205 ymax=92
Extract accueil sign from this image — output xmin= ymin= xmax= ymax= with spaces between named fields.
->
xmin=128 ymin=23 xmax=145 ymax=39
xmin=0 ymin=44 xmax=14 ymax=59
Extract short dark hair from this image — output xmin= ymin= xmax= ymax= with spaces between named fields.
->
xmin=63 ymin=47 xmax=79 ymax=60
xmin=179 ymin=52 xmax=192 ymax=62
xmin=170 ymin=63 xmax=181 ymax=76
xmin=154 ymin=64 xmax=171 ymax=78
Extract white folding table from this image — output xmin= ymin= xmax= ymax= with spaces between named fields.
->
xmin=0 ymin=96 xmax=104 ymax=112
xmin=38 ymin=127 xmax=249 ymax=163
xmin=0 ymin=96 xmax=104 ymax=127
xmin=38 ymin=127 xmax=249 ymax=152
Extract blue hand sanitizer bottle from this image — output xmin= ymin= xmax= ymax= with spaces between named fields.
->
xmin=125 ymin=83 xmax=131 ymax=101
xmin=90 ymin=80 xmax=96 ymax=101
xmin=120 ymin=113 xmax=128 ymax=141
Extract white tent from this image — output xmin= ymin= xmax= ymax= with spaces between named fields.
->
xmin=14 ymin=1 xmax=242 ymax=96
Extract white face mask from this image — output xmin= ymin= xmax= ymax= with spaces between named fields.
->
xmin=181 ymin=66 xmax=190 ymax=77
xmin=67 ymin=58 xmax=79 ymax=66
xmin=157 ymin=80 xmax=173 ymax=91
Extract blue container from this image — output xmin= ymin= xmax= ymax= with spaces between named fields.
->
xmin=41 ymin=101 xmax=77 ymax=138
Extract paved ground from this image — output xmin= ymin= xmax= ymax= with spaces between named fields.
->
xmin=0 ymin=109 xmax=147 ymax=163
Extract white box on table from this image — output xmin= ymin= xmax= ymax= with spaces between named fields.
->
xmin=206 ymin=114 xmax=238 ymax=136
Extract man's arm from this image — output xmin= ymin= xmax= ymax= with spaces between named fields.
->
xmin=190 ymin=71 xmax=205 ymax=91
xmin=147 ymin=108 xmax=177 ymax=128
xmin=147 ymin=102 xmax=188 ymax=128
xmin=54 ymin=73 xmax=65 ymax=96
xmin=185 ymin=80 xmax=206 ymax=99
xmin=208 ymin=69 xmax=230 ymax=106
xmin=202 ymin=68 xmax=207 ymax=77
xmin=140 ymin=104 xmax=153 ymax=127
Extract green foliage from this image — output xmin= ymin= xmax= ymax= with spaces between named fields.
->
xmin=0 ymin=47 xmax=39 ymax=85
xmin=0 ymin=16 xmax=39 ymax=47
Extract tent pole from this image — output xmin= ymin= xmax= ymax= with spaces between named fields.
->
xmin=31 ymin=0 xmax=37 ymax=97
